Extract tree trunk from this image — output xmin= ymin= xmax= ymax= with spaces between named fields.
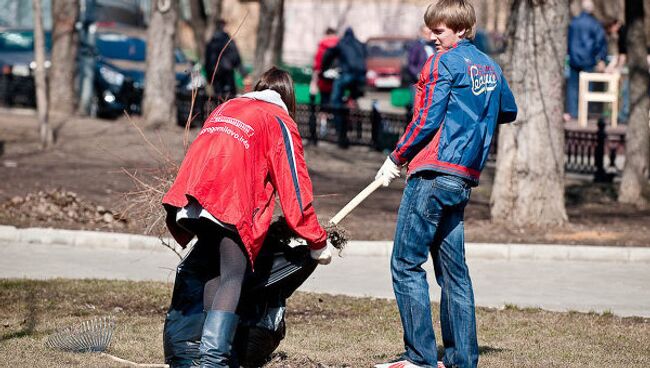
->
xmin=618 ymin=0 xmax=650 ymax=205
xmin=253 ymin=0 xmax=283 ymax=80
xmin=32 ymin=0 xmax=53 ymax=149
xmin=143 ymin=0 xmax=178 ymax=128
xmin=49 ymin=0 xmax=79 ymax=117
xmin=188 ymin=0 xmax=207 ymax=63
xmin=490 ymin=0 xmax=569 ymax=226
xmin=204 ymin=0 xmax=223 ymax=43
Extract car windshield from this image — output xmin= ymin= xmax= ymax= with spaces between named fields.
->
xmin=367 ymin=39 xmax=407 ymax=58
xmin=0 ymin=30 xmax=51 ymax=52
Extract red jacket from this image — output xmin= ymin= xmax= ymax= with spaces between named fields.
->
xmin=313 ymin=35 xmax=339 ymax=93
xmin=162 ymin=93 xmax=327 ymax=265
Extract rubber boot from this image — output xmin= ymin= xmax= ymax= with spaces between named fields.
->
xmin=199 ymin=310 xmax=239 ymax=368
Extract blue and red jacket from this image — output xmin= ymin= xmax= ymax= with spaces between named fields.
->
xmin=390 ymin=39 xmax=517 ymax=185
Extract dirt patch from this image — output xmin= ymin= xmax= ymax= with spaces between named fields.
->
xmin=0 ymin=189 xmax=127 ymax=231
xmin=0 ymin=109 xmax=648 ymax=246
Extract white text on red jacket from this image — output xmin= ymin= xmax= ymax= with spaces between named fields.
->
xmin=200 ymin=115 xmax=255 ymax=149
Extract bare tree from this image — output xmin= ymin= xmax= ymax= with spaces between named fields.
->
xmin=187 ymin=0 xmax=208 ymax=63
xmin=49 ymin=0 xmax=79 ymax=117
xmin=187 ymin=0 xmax=223 ymax=65
xmin=253 ymin=0 xmax=284 ymax=79
xmin=32 ymin=0 xmax=53 ymax=148
xmin=204 ymin=0 xmax=223 ymax=44
xmin=618 ymin=0 xmax=650 ymax=205
xmin=143 ymin=0 xmax=178 ymax=128
xmin=490 ymin=0 xmax=569 ymax=226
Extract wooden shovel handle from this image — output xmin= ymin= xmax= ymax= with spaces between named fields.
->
xmin=329 ymin=178 xmax=384 ymax=226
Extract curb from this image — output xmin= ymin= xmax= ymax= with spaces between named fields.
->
xmin=1 ymin=225 xmax=649 ymax=263
xmin=341 ymin=241 xmax=650 ymax=263
xmin=0 ymin=225 xmax=185 ymax=254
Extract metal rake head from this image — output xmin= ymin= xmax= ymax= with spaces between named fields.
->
xmin=45 ymin=316 xmax=116 ymax=353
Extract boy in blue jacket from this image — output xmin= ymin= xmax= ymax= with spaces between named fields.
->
xmin=374 ymin=1 xmax=517 ymax=368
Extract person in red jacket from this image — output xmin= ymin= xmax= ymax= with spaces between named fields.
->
xmin=310 ymin=27 xmax=339 ymax=106
xmin=162 ymin=67 xmax=332 ymax=368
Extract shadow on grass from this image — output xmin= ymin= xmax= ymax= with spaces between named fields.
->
xmin=0 ymin=285 xmax=39 ymax=342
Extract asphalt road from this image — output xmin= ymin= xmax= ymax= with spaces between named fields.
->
xmin=1 ymin=240 xmax=648 ymax=317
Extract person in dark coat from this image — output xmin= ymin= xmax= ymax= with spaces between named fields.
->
xmin=405 ymin=24 xmax=435 ymax=86
xmin=322 ymin=27 xmax=367 ymax=108
xmin=564 ymin=0 xmax=608 ymax=121
xmin=205 ymin=19 xmax=248 ymax=101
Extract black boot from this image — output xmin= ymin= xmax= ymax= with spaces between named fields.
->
xmin=199 ymin=310 xmax=239 ymax=368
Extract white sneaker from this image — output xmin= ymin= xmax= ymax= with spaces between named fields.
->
xmin=374 ymin=360 xmax=423 ymax=368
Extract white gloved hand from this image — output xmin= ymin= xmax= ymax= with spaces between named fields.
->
xmin=375 ymin=157 xmax=401 ymax=187
xmin=310 ymin=242 xmax=332 ymax=265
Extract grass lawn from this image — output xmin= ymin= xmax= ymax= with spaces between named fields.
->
xmin=1 ymin=279 xmax=648 ymax=367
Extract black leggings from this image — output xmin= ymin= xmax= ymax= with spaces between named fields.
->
xmin=178 ymin=216 xmax=248 ymax=313
xmin=202 ymin=233 xmax=247 ymax=312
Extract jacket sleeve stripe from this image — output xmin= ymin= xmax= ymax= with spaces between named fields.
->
xmin=275 ymin=117 xmax=304 ymax=215
xmin=394 ymin=58 xmax=434 ymax=155
xmin=394 ymin=53 xmax=442 ymax=159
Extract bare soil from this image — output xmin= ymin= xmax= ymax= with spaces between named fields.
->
xmin=0 ymin=109 xmax=648 ymax=246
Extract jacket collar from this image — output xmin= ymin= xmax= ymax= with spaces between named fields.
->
xmin=454 ymin=39 xmax=471 ymax=48
xmin=241 ymin=89 xmax=288 ymax=112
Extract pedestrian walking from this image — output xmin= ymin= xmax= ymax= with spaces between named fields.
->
xmin=311 ymin=27 xmax=340 ymax=106
xmin=205 ymin=19 xmax=249 ymax=101
xmin=373 ymin=1 xmax=517 ymax=367
xmin=322 ymin=27 xmax=367 ymax=109
xmin=321 ymin=27 xmax=367 ymax=147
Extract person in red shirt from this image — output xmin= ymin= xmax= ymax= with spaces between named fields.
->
xmin=310 ymin=27 xmax=339 ymax=106
xmin=162 ymin=67 xmax=332 ymax=368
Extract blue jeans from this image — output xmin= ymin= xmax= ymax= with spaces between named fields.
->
xmin=391 ymin=173 xmax=478 ymax=368
xmin=566 ymin=65 xmax=594 ymax=118
xmin=330 ymin=72 xmax=365 ymax=108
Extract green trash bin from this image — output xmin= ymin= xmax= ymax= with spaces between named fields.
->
xmin=294 ymin=83 xmax=321 ymax=105
xmin=391 ymin=88 xmax=412 ymax=108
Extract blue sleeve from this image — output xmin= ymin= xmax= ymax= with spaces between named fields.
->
xmin=498 ymin=74 xmax=517 ymax=124
xmin=390 ymin=54 xmax=452 ymax=164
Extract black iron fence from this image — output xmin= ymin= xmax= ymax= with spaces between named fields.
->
xmin=294 ymin=102 xmax=412 ymax=150
xmin=128 ymin=92 xmax=632 ymax=180
xmin=565 ymin=118 xmax=625 ymax=178
xmin=294 ymin=103 xmax=627 ymax=179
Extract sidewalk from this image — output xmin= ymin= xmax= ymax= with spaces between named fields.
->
xmin=1 ymin=225 xmax=649 ymax=262
xmin=1 ymin=226 xmax=649 ymax=317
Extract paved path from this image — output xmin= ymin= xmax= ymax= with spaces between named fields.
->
xmin=1 ymin=240 xmax=648 ymax=317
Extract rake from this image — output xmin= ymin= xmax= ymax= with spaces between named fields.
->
xmin=45 ymin=316 xmax=168 ymax=367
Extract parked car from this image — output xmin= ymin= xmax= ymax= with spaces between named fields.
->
xmin=365 ymin=36 xmax=413 ymax=89
xmin=0 ymin=27 xmax=202 ymax=119
xmin=0 ymin=28 xmax=51 ymax=107
xmin=91 ymin=30 xmax=202 ymax=119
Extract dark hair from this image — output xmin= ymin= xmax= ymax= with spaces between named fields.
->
xmin=325 ymin=27 xmax=336 ymax=35
xmin=253 ymin=67 xmax=296 ymax=118
xmin=603 ymin=17 xmax=620 ymax=30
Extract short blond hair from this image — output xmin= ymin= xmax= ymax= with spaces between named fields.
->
xmin=424 ymin=0 xmax=476 ymax=40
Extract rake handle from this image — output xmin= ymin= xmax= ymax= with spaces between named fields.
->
xmin=101 ymin=352 xmax=169 ymax=367
xmin=329 ymin=177 xmax=384 ymax=226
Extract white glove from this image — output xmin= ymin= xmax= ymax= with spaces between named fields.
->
xmin=310 ymin=242 xmax=332 ymax=265
xmin=375 ymin=157 xmax=401 ymax=187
